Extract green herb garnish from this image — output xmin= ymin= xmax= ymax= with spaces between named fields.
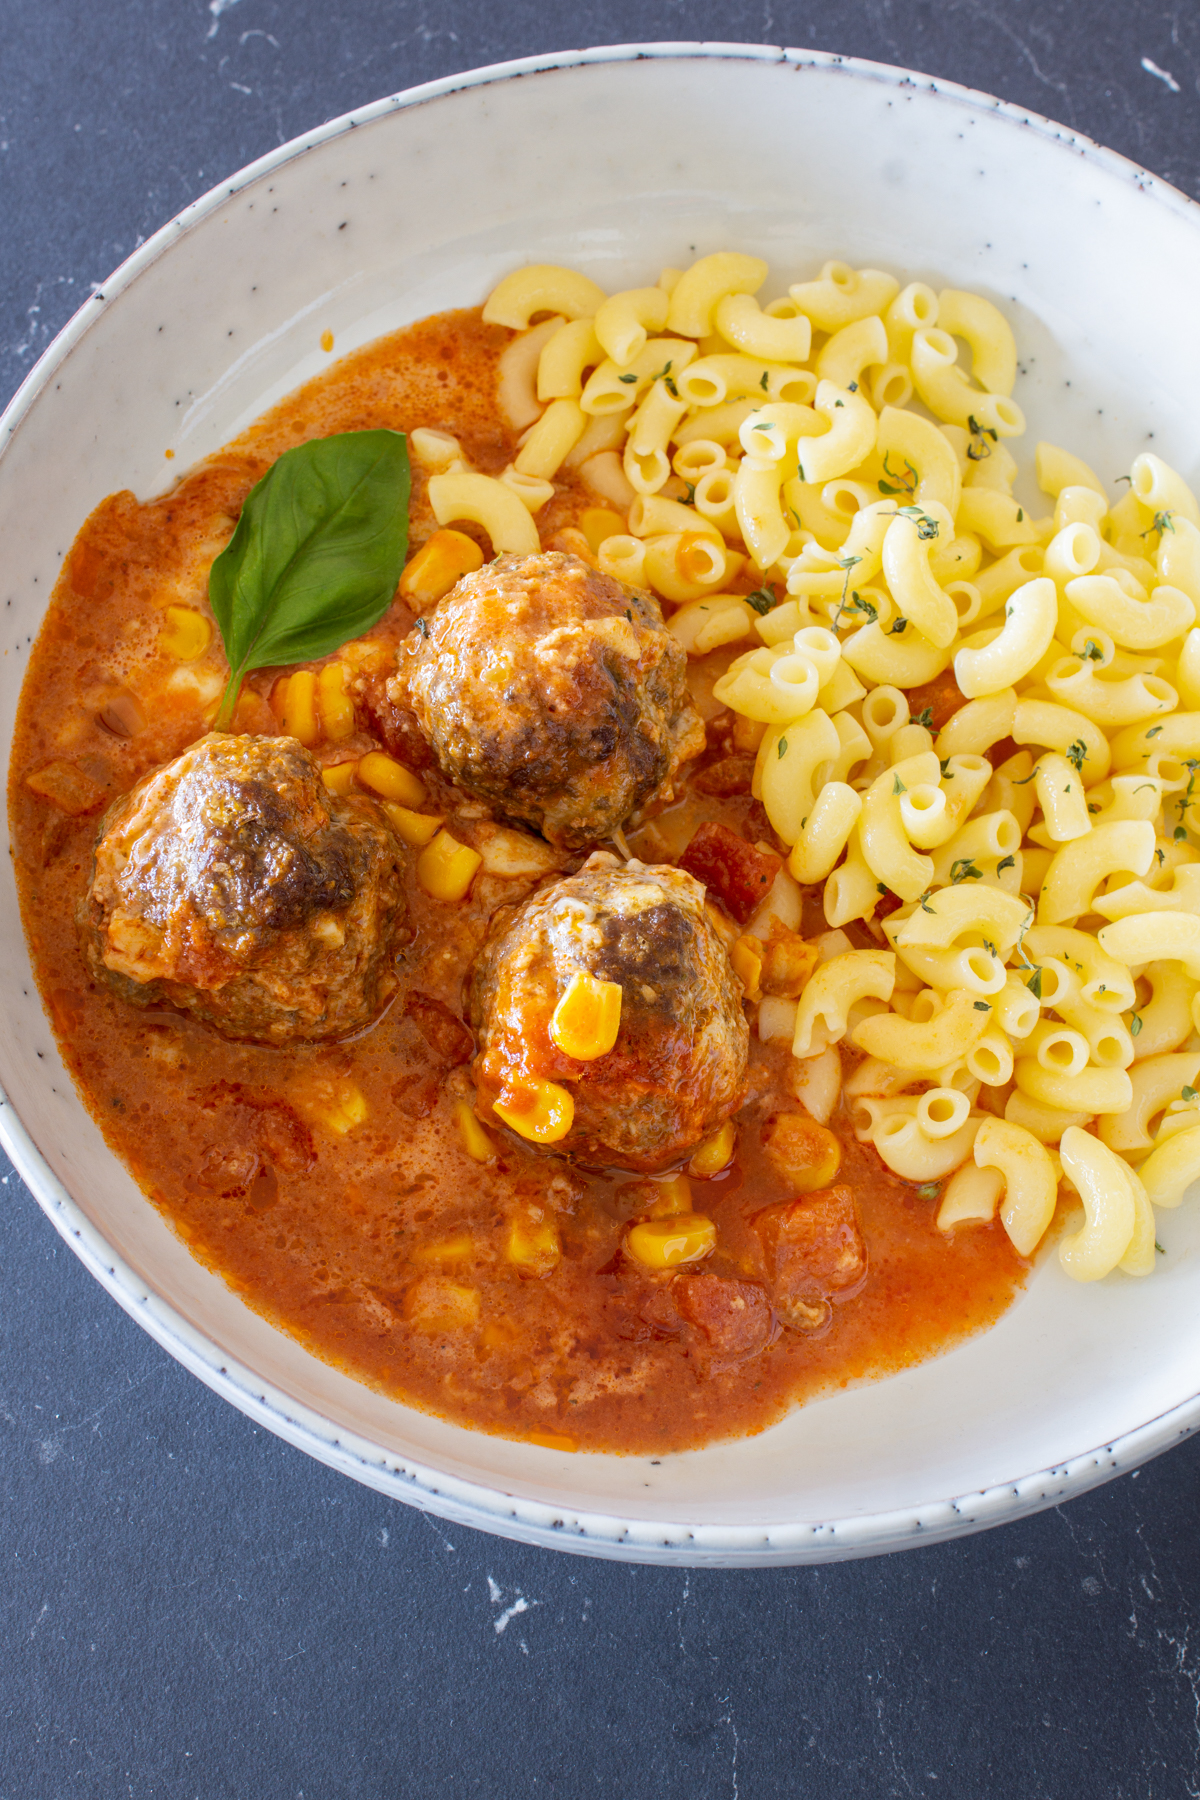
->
xmin=744 ymin=586 xmax=777 ymax=616
xmin=878 ymin=452 xmax=918 ymax=499
xmin=897 ymin=504 xmax=939 ymax=540
xmin=211 ymin=429 xmax=411 ymax=729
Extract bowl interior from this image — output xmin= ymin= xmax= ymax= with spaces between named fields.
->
xmin=4 ymin=47 xmax=1200 ymax=1561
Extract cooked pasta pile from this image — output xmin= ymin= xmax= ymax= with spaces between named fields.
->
xmin=434 ymin=252 xmax=1200 ymax=1285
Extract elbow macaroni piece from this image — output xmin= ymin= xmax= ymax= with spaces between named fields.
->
xmin=852 ymin=1094 xmax=982 ymax=1180
xmin=716 ymin=291 xmax=812 ymax=362
xmin=954 ymin=578 xmax=1058 ymax=697
xmin=483 ymin=264 xmax=607 ymax=329
xmin=792 ymin=949 xmax=896 ymax=1057
xmin=426 ymin=472 xmax=541 ymax=554
xmin=1058 ymin=1127 xmax=1153 ymax=1280
xmin=794 ymin=382 xmax=878 ymax=484
xmin=973 ymin=1116 xmax=1057 ymax=1255
xmin=852 ymin=987 xmax=994 ymax=1071
xmin=666 ymin=252 xmax=768 ymax=338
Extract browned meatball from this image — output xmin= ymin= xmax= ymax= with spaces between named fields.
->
xmin=389 ymin=551 xmax=704 ymax=849
xmin=83 ymin=733 xmax=404 ymax=1043
xmin=467 ymin=854 xmax=748 ymax=1171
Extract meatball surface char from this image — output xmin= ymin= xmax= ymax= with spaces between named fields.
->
xmin=84 ymin=732 xmax=404 ymax=1043
xmin=468 ymin=853 xmax=749 ymax=1172
xmin=390 ymin=551 xmax=704 ymax=849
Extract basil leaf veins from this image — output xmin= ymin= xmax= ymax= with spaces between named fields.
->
xmin=210 ymin=428 xmax=411 ymax=728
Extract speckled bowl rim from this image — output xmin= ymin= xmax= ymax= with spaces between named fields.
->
xmin=4 ymin=40 xmax=1200 ymax=1566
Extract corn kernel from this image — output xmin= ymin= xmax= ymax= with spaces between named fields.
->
xmin=412 ymin=1232 xmax=474 ymax=1266
xmin=689 ymin=1120 xmax=737 ymax=1178
xmin=317 ymin=662 xmax=356 ymax=741
xmin=281 ymin=670 xmax=320 ymax=746
xmin=732 ymin=714 xmax=767 ymax=753
xmin=494 ymin=1079 xmax=574 ymax=1144
xmin=454 ymin=1098 xmax=495 ymax=1164
xmin=416 ymin=828 xmax=482 ymax=901
xmin=399 ymin=528 xmax=485 ymax=609
xmin=580 ymin=506 xmax=626 ymax=553
xmin=731 ymin=933 xmax=763 ymax=1000
xmin=481 ymin=1318 xmax=520 ymax=1351
xmin=626 ymin=1213 xmax=717 ymax=1269
xmin=763 ymin=1115 xmax=842 ymax=1192
xmin=295 ymin=1078 xmax=368 ymax=1136
xmin=646 ymin=1174 xmax=693 ymax=1217
xmin=357 ymin=751 xmax=426 ymax=807
xmin=549 ymin=969 xmax=623 ymax=1061
xmin=161 ymin=605 xmax=212 ymax=662
xmin=505 ymin=1216 xmax=562 ymax=1275
xmin=321 ymin=761 xmax=359 ymax=796
xmin=476 ymin=825 xmax=560 ymax=877
xmin=382 ymin=802 xmax=445 ymax=848
xmin=403 ymin=1276 xmax=480 ymax=1332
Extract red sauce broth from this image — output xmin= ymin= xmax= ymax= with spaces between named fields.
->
xmin=8 ymin=307 xmax=1028 ymax=1455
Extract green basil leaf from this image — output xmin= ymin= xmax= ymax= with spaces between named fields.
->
xmin=210 ymin=428 xmax=411 ymax=727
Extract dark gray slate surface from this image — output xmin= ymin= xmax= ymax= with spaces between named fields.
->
xmin=3 ymin=6 xmax=1200 ymax=1796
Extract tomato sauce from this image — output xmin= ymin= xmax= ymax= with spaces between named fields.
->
xmin=8 ymin=308 xmax=1027 ymax=1454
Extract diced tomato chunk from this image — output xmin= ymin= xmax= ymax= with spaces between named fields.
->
xmin=678 ymin=821 xmax=781 ymax=924
xmin=25 ymin=760 xmax=105 ymax=816
xmin=905 ymin=674 xmax=966 ymax=733
xmin=404 ymin=991 xmax=474 ymax=1066
xmin=692 ymin=755 xmax=756 ymax=797
xmin=753 ymin=1184 xmax=867 ymax=1331
xmin=675 ymin=1272 xmax=774 ymax=1365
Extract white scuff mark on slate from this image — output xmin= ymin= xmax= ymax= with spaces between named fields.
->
xmin=493 ymin=1595 xmax=530 ymax=1636
xmin=29 ymin=1602 xmax=49 ymax=1641
xmin=378 ymin=1528 xmax=389 ymax=1547
xmin=719 ymin=1697 xmax=740 ymax=1799
xmin=230 ymin=82 xmax=253 ymax=96
xmin=487 ymin=1576 xmax=502 ymax=1604
xmin=1141 ymin=57 xmax=1182 ymax=92
xmin=206 ymin=0 xmax=244 ymax=39
xmin=420 ymin=1512 xmax=455 ymax=1555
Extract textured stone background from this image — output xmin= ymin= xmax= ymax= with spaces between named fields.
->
xmin=3 ymin=7 xmax=1200 ymax=1796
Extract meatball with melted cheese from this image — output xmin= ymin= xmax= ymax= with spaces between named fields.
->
xmin=83 ymin=733 xmax=404 ymax=1043
xmin=467 ymin=854 xmax=749 ymax=1171
xmin=390 ymin=551 xmax=703 ymax=849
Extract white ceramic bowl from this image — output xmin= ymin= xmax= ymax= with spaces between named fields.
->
xmin=4 ymin=43 xmax=1200 ymax=1566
